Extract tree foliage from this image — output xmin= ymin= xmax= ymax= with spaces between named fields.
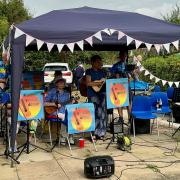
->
xmin=163 ymin=4 xmax=180 ymax=24
xmin=0 ymin=0 xmax=31 ymax=43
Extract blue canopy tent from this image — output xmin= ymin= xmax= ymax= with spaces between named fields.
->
xmin=5 ymin=6 xmax=180 ymax=166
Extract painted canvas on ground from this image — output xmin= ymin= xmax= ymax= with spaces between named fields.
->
xmin=22 ymin=71 xmax=44 ymax=90
xmin=66 ymin=103 xmax=95 ymax=134
xmin=106 ymin=78 xmax=129 ymax=109
xmin=18 ymin=90 xmax=44 ymax=121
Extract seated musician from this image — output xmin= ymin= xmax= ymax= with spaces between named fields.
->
xmin=111 ymin=49 xmax=132 ymax=120
xmin=86 ymin=55 xmax=107 ymax=140
xmin=45 ymin=77 xmax=74 ymax=144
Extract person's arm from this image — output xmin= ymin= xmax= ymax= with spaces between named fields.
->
xmin=86 ymin=75 xmax=104 ymax=87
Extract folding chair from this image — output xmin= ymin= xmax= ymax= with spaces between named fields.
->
xmin=150 ymin=92 xmax=173 ymax=128
xmin=131 ymin=96 xmax=158 ymax=141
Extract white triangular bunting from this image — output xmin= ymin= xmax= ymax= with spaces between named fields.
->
xmin=36 ymin=39 xmax=44 ymax=50
xmin=168 ymin=81 xmax=174 ymax=87
xmin=102 ymin=28 xmax=111 ymax=36
xmin=85 ymin=36 xmax=93 ymax=46
xmin=136 ymin=61 xmax=141 ymax=67
xmin=14 ymin=27 xmax=24 ymax=39
xmin=162 ymin=80 xmax=167 ymax=86
xmin=144 ymin=70 xmax=150 ymax=76
xmin=155 ymin=77 xmax=160 ymax=83
xmin=94 ymin=31 xmax=102 ymax=41
xmin=163 ymin=43 xmax=170 ymax=53
xmin=154 ymin=44 xmax=161 ymax=54
xmin=139 ymin=66 xmax=145 ymax=72
xmin=118 ymin=31 xmax=125 ymax=40
xmin=127 ymin=36 xmax=134 ymax=46
xmin=67 ymin=43 xmax=75 ymax=53
xmin=150 ymin=74 xmax=154 ymax=80
xmin=172 ymin=40 xmax=179 ymax=50
xmin=145 ymin=43 xmax=152 ymax=51
xmin=26 ymin=35 xmax=34 ymax=47
xmin=109 ymin=29 xmax=116 ymax=35
xmin=174 ymin=82 xmax=180 ymax=88
xmin=47 ymin=43 xmax=54 ymax=52
xmin=135 ymin=40 xmax=142 ymax=49
xmin=76 ymin=41 xmax=84 ymax=51
xmin=57 ymin=44 xmax=64 ymax=53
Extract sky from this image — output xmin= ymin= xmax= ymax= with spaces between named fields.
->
xmin=23 ymin=0 xmax=180 ymax=19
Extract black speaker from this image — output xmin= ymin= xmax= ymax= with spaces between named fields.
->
xmin=110 ymin=117 xmax=124 ymax=134
xmin=131 ymin=119 xmax=150 ymax=134
xmin=172 ymin=103 xmax=180 ymax=123
xmin=84 ymin=156 xmax=114 ymax=178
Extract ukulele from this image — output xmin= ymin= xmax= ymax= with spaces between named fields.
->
xmin=111 ymin=83 xmax=120 ymax=105
xmin=92 ymin=78 xmax=106 ymax=92
xmin=45 ymin=96 xmax=80 ymax=114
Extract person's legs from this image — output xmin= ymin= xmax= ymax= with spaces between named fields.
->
xmin=89 ymin=94 xmax=106 ymax=138
xmin=117 ymin=107 xmax=123 ymax=118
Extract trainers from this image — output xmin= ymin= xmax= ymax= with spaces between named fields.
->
xmin=60 ymin=137 xmax=66 ymax=145
xmin=69 ymin=136 xmax=75 ymax=145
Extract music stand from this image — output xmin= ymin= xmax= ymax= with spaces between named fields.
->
xmin=15 ymin=96 xmax=50 ymax=162
xmin=0 ymin=102 xmax=20 ymax=164
xmin=172 ymin=88 xmax=180 ymax=137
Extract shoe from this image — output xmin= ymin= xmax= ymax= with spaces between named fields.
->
xmin=69 ymin=136 xmax=75 ymax=145
xmin=60 ymin=137 xmax=66 ymax=145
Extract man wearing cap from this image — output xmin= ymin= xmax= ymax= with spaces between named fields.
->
xmin=45 ymin=77 xmax=74 ymax=144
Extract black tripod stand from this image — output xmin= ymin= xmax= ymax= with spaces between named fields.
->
xmin=106 ymin=117 xmax=129 ymax=149
xmin=172 ymin=127 xmax=180 ymax=137
xmin=0 ymin=103 xmax=20 ymax=164
xmin=15 ymin=120 xmax=50 ymax=161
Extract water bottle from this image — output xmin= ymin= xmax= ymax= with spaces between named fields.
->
xmin=159 ymin=98 xmax=162 ymax=109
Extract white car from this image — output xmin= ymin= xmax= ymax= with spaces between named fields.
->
xmin=43 ymin=63 xmax=73 ymax=84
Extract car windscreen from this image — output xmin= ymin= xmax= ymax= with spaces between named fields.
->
xmin=44 ymin=66 xmax=67 ymax=71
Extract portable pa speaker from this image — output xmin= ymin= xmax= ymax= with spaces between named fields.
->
xmin=84 ymin=155 xmax=114 ymax=178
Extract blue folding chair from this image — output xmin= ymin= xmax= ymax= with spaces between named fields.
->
xmin=153 ymin=85 xmax=161 ymax=92
xmin=167 ymin=87 xmax=174 ymax=100
xmin=131 ymin=96 xmax=158 ymax=140
xmin=150 ymin=92 xmax=173 ymax=128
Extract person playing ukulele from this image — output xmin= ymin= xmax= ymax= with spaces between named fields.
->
xmin=45 ymin=77 xmax=74 ymax=144
xmin=86 ymin=55 xmax=107 ymax=141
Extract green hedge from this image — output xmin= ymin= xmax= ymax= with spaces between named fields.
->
xmin=140 ymin=54 xmax=180 ymax=88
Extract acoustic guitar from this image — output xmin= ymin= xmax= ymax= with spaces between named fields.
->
xmin=45 ymin=96 xmax=80 ymax=115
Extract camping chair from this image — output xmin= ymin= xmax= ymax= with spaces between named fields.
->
xmin=150 ymin=92 xmax=173 ymax=128
xmin=153 ymin=85 xmax=161 ymax=92
xmin=131 ymin=96 xmax=158 ymax=141
xmin=167 ymin=87 xmax=174 ymax=100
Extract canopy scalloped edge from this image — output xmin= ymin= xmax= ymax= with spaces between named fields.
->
xmin=13 ymin=25 xmax=180 ymax=54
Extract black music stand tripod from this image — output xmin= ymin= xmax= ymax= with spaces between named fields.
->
xmin=0 ymin=103 xmax=20 ymax=164
xmin=15 ymin=120 xmax=50 ymax=161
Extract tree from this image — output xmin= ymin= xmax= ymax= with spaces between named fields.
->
xmin=0 ymin=0 xmax=32 ymax=43
xmin=163 ymin=4 xmax=180 ymax=24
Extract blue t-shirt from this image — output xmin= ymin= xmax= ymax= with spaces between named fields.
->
xmin=111 ymin=61 xmax=126 ymax=77
xmin=45 ymin=88 xmax=70 ymax=115
xmin=86 ymin=68 xmax=106 ymax=97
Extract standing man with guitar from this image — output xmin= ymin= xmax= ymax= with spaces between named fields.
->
xmin=45 ymin=77 xmax=74 ymax=144
xmin=86 ymin=55 xmax=107 ymax=140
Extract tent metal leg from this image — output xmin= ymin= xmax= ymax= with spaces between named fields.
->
xmin=90 ymin=132 xmax=97 ymax=152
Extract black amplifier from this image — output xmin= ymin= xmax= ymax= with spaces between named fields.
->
xmin=172 ymin=103 xmax=180 ymax=123
xmin=84 ymin=155 xmax=114 ymax=178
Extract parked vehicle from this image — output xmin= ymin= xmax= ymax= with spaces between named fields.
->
xmin=43 ymin=63 xmax=73 ymax=84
